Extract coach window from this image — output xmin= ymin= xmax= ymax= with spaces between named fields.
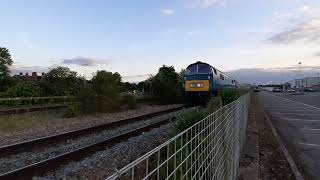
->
xmin=213 ymin=68 xmax=217 ymax=75
xmin=220 ymin=74 xmax=224 ymax=80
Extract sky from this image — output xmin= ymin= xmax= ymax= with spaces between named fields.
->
xmin=1 ymin=0 xmax=320 ymax=83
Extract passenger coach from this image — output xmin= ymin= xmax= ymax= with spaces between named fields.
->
xmin=183 ymin=61 xmax=237 ymax=104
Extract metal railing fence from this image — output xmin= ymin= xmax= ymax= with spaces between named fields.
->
xmin=106 ymin=93 xmax=250 ymax=180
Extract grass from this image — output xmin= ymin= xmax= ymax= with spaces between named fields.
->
xmin=0 ymin=110 xmax=65 ymax=132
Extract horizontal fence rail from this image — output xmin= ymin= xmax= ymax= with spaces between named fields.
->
xmin=0 ymin=96 xmax=73 ymax=102
xmin=106 ymin=93 xmax=250 ymax=180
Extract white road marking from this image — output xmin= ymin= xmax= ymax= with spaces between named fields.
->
xmin=269 ymin=109 xmax=319 ymax=112
xmin=267 ymin=94 xmax=320 ymax=110
xmin=272 ymin=112 xmax=320 ymax=116
xmin=301 ymin=128 xmax=320 ymax=131
xmin=299 ymin=142 xmax=320 ymax=148
xmin=266 ymin=107 xmax=314 ymax=110
xmin=280 ymin=118 xmax=320 ymax=122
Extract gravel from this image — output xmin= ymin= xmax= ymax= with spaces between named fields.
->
xmin=0 ymin=110 xmax=182 ymax=175
xmin=0 ymin=104 xmax=181 ymax=146
xmin=34 ymin=123 xmax=174 ymax=180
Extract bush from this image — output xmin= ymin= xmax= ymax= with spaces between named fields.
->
xmin=0 ymin=92 xmax=7 ymax=98
xmin=6 ymin=82 xmax=43 ymax=97
xmin=64 ymin=103 xmax=80 ymax=118
xmin=207 ymin=97 xmax=222 ymax=113
xmin=77 ymin=84 xmax=121 ymax=114
xmin=219 ymin=89 xmax=240 ymax=105
xmin=121 ymin=94 xmax=137 ymax=109
xmin=175 ymin=108 xmax=208 ymax=134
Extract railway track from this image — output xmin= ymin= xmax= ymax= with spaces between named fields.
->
xmin=0 ymin=106 xmax=185 ymax=179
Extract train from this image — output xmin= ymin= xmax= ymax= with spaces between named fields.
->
xmin=182 ymin=61 xmax=238 ymax=104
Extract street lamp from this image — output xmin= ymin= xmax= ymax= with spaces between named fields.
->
xmin=298 ymin=62 xmax=302 ymax=89
xmin=317 ymin=72 xmax=320 ymax=89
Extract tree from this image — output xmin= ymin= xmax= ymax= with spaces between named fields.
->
xmin=122 ymin=82 xmax=138 ymax=92
xmin=91 ymin=70 xmax=122 ymax=96
xmin=150 ymin=65 xmax=180 ymax=103
xmin=0 ymin=47 xmax=13 ymax=78
xmin=0 ymin=47 xmax=14 ymax=91
xmin=41 ymin=66 xmax=84 ymax=96
xmin=78 ymin=70 xmax=123 ymax=113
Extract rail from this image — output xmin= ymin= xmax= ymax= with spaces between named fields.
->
xmin=106 ymin=93 xmax=250 ymax=180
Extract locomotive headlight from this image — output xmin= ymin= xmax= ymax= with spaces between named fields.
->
xmin=208 ymin=76 xmax=211 ymax=79
xmin=190 ymin=82 xmax=204 ymax=88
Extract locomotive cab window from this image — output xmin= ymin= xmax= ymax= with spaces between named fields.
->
xmin=186 ymin=65 xmax=197 ymax=75
xmin=198 ymin=64 xmax=212 ymax=74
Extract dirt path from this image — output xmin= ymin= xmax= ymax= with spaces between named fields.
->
xmin=239 ymin=94 xmax=294 ymax=180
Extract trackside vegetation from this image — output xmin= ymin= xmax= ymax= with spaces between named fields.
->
xmin=174 ymin=89 xmax=244 ymax=134
xmin=0 ymin=47 xmax=184 ymax=113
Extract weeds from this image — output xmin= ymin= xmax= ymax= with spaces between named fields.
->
xmin=175 ymin=108 xmax=208 ymax=134
xmin=121 ymin=94 xmax=137 ymax=109
xmin=63 ymin=103 xmax=80 ymax=118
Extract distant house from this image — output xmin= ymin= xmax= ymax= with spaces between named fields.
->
xmin=12 ymin=72 xmax=46 ymax=82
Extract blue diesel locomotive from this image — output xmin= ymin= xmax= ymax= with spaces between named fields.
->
xmin=183 ymin=61 xmax=237 ymax=104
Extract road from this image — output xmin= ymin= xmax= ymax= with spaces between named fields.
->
xmin=259 ymin=91 xmax=320 ymax=180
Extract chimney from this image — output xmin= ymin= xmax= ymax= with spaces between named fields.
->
xmin=32 ymin=72 xmax=37 ymax=81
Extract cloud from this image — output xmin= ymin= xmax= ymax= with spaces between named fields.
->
xmin=122 ymin=74 xmax=152 ymax=83
xmin=273 ymin=11 xmax=294 ymax=19
xmin=61 ymin=57 xmax=111 ymax=66
xmin=267 ymin=18 xmax=320 ymax=43
xmin=273 ymin=5 xmax=320 ymax=19
xmin=161 ymin=9 xmax=175 ymax=16
xmin=10 ymin=65 xmax=49 ymax=75
xmin=227 ymin=65 xmax=320 ymax=84
xmin=188 ymin=0 xmax=225 ymax=8
xmin=314 ymin=52 xmax=320 ymax=57
xmin=185 ymin=30 xmax=201 ymax=36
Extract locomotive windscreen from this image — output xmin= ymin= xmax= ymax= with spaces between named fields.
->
xmin=186 ymin=65 xmax=197 ymax=75
xmin=198 ymin=64 xmax=212 ymax=74
xmin=186 ymin=64 xmax=212 ymax=75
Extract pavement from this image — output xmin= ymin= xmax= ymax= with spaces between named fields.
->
xmin=259 ymin=91 xmax=320 ymax=180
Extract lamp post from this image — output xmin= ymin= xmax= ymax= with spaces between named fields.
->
xmin=298 ymin=62 xmax=302 ymax=90
xmin=317 ymin=72 xmax=320 ymax=89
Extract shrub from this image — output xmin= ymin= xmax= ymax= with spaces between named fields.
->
xmin=77 ymin=84 xmax=121 ymax=114
xmin=121 ymin=94 xmax=137 ymax=109
xmin=6 ymin=82 xmax=43 ymax=97
xmin=0 ymin=92 xmax=7 ymax=98
xmin=207 ymin=97 xmax=222 ymax=114
xmin=64 ymin=103 xmax=80 ymax=118
xmin=175 ymin=108 xmax=208 ymax=134
xmin=219 ymin=89 xmax=240 ymax=105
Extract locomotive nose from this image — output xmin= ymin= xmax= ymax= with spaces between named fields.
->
xmin=185 ymin=80 xmax=210 ymax=92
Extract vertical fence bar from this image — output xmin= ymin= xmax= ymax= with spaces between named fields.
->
xmin=106 ymin=94 xmax=250 ymax=180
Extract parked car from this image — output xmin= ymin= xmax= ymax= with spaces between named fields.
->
xmin=304 ymin=88 xmax=315 ymax=92
xmin=253 ymin=88 xmax=260 ymax=92
xmin=272 ymin=88 xmax=283 ymax=92
xmin=286 ymin=89 xmax=295 ymax=93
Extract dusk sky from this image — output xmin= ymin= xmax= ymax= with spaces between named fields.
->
xmin=1 ymin=0 xmax=320 ymax=82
